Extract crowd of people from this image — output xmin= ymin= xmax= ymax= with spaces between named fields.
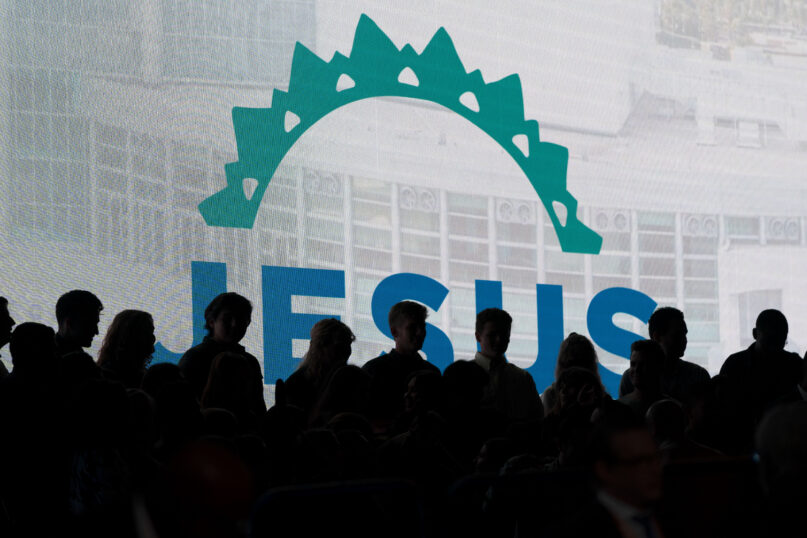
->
xmin=0 ymin=290 xmax=805 ymax=537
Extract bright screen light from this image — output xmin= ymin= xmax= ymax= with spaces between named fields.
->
xmin=2 ymin=1 xmax=806 ymax=399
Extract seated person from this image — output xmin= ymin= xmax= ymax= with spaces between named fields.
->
xmin=473 ymin=307 xmax=542 ymax=424
xmin=620 ymin=307 xmax=709 ymax=406
xmin=362 ymin=301 xmax=439 ymax=429
xmin=558 ymin=405 xmax=666 ymax=538
xmin=179 ymin=292 xmax=262 ymax=402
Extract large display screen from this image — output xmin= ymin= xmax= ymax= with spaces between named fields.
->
xmin=3 ymin=1 xmax=806 ymax=399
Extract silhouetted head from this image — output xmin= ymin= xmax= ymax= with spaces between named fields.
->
xmin=389 ymin=301 xmax=427 ymax=355
xmin=590 ymin=405 xmax=662 ymax=510
xmin=556 ymin=366 xmax=605 ymax=413
xmin=202 ymin=352 xmax=262 ymax=416
xmin=313 ymin=365 xmax=371 ymax=422
xmin=204 ymin=293 xmax=252 ymax=345
xmin=55 ymin=290 xmax=103 ymax=348
xmin=648 ymin=307 xmax=687 ymax=361
xmin=475 ymin=308 xmax=512 ymax=359
xmin=555 ymin=332 xmax=599 ymax=380
xmin=97 ymin=310 xmax=155 ymax=376
xmin=403 ymin=369 xmax=444 ymax=416
xmin=141 ymin=362 xmax=183 ymax=398
xmin=9 ymin=322 xmax=56 ymax=375
xmin=299 ymin=318 xmax=355 ymax=380
xmin=628 ymin=340 xmax=664 ymax=394
xmin=646 ymin=399 xmax=687 ymax=446
xmin=443 ymin=360 xmax=489 ymax=411
xmin=0 ymin=297 xmax=15 ymax=349
xmin=753 ymin=309 xmax=788 ymax=354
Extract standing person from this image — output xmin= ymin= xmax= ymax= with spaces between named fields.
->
xmin=542 ymin=332 xmax=604 ymax=413
xmin=362 ymin=301 xmax=439 ymax=430
xmin=97 ymin=310 xmax=156 ymax=389
xmin=620 ymin=307 xmax=709 ymax=405
xmin=473 ymin=308 xmax=543 ymax=424
xmin=720 ymin=309 xmax=802 ymax=423
xmin=54 ymin=289 xmax=104 ymax=383
xmin=179 ymin=292 xmax=261 ymax=402
xmin=282 ymin=318 xmax=355 ymax=421
xmin=618 ymin=340 xmax=666 ymax=419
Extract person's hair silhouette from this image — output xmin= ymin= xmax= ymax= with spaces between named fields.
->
xmin=97 ymin=310 xmax=156 ymax=388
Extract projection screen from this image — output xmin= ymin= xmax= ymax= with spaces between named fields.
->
xmin=2 ymin=0 xmax=806 ymax=399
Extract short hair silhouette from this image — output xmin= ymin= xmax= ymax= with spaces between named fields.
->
xmin=647 ymin=307 xmax=684 ymax=339
xmin=388 ymin=300 xmax=427 ymax=329
xmin=55 ymin=289 xmax=102 ymax=324
xmin=475 ymin=308 xmax=512 ymax=333
xmin=756 ymin=309 xmax=788 ymax=334
xmin=204 ymin=292 xmax=252 ymax=335
xmin=9 ymin=322 xmax=56 ymax=371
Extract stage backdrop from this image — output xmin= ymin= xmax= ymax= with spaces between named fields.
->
xmin=2 ymin=0 xmax=807 ymax=399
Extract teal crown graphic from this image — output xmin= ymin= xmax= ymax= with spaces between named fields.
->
xmin=199 ymin=14 xmax=602 ymax=254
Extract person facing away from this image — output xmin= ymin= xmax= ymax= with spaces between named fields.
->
xmin=720 ymin=309 xmax=803 ymax=423
xmin=0 ymin=296 xmax=16 ymax=379
xmin=473 ymin=307 xmax=543 ymax=424
xmin=542 ymin=332 xmax=605 ymax=412
xmin=362 ymin=300 xmax=440 ymax=429
xmin=0 ymin=323 xmax=63 ymax=535
xmin=619 ymin=340 xmax=666 ymax=419
xmin=178 ymin=292 xmax=259 ymax=401
xmin=619 ymin=307 xmax=709 ymax=406
xmin=54 ymin=289 xmax=104 ymax=384
xmin=96 ymin=309 xmax=156 ymax=389
xmin=281 ymin=318 xmax=355 ymax=421
xmin=201 ymin=351 xmax=266 ymax=429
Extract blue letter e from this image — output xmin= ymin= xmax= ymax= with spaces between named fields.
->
xmin=262 ymin=266 xmax=345 ymax=384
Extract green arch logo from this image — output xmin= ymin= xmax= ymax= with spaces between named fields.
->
xmin=199 ymin=14 xmax=602 ymax=254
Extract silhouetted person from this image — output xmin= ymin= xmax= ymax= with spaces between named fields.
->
xmin=396 ymin=369 xmax=444 ymax=433
xmin=619 ymin=340 xmax=666 ymax=419
xmin=772 ymin=350 xmax=807 ymax=406
xmin=282 ymin=318 xmax=355 ymax=422
xmin=362 ymin=301 xmax=439 ymax=430
xmin=557 ymin=405 xmax=666 ymax=538
xmin=542 ymin=332 xmax=605 ymax=413
xmin=309 ymin=364 xmax=371 ymax=426
xmin=620 ymin=307 xmax=709 ymax=406
xmin=55 ymin=289 xmax=104 ymax=384
xmin=0 ymin=296 xmax=15 ymax=379
xmin=141 ymin=362 xmax=183 ymax=399
xmin=755 ymin=402 xmax=807 ymax=538
xmin=645 ymin=399 xmax=721 ymax=462
xmin=473 ymin=308 xmax=542 ymax=424
xmin=542 ymin=367 xmax=606 ymax=466
xmin=179 ymin=292 xmax=259 ymax=401
xmin=720 ymin=309 xmax=802 ymax=423
xmin=97 ymin=310 xmax=156 ymax=389
xmin=440 ymin=360 xmax=504 ymax=469
xmin=0 ymin=323 xmax=63 ymax=535
xmin=201 ymin=351 xmax=266 ymax=430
